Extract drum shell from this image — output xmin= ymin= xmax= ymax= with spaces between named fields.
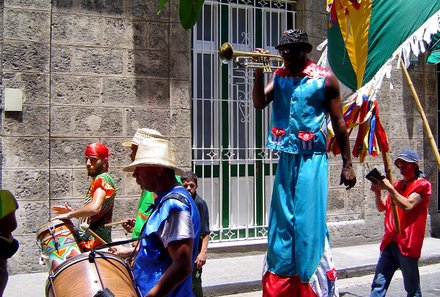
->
xmin=46 ymin=251 xmax=139 ymax=297
xmin=36 ymin=219 xmax=82 ymax=271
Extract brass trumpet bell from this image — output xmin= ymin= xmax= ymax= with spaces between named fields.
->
xmin=219 ymin=42 xmax=283 ymax=72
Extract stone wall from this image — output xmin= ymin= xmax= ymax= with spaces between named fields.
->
xmin=1 ymin=0 xmax=192 ymax=274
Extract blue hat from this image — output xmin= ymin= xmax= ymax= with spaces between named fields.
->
xmin=394 ymin=148 xmax=420 ymax=167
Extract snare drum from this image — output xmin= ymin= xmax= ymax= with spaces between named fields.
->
xmin=46 ymin=251 xmax=140 ymax=297
xmin=36 ymin=219 xmax=82 ymax=271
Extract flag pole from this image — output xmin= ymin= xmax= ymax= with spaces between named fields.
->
xmin=375 ymin=130 xmax=401 ymax=234
xmin=400 ymin=58 xmax=440 ymax=169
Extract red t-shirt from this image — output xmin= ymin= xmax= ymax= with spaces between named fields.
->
xmin=380 ymin=178 xmax=431 ymax=259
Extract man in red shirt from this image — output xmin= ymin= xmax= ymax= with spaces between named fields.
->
xmin=369 ymin=148 xmax=431 ymax=297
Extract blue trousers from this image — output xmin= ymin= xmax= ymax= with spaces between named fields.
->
xmin=370 ymin=243 xmax=421 ymax=297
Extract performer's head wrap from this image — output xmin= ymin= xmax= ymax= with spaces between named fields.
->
xmin=85 ymin=143 xmax=111 ymax=159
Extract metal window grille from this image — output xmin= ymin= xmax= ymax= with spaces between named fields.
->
xmin=192 ymin=0 xmax=297 ymax=243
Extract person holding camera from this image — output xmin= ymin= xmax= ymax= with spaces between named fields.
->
xmin=369 ymin=148 xmax=431 ymax=297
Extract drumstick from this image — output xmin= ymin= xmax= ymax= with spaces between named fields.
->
xmin=104 ymin=219 xmax=130 ymax=227
xmin=87 ymin=228 xmax=108 ymax=245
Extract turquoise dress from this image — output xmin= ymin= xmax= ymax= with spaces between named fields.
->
xmin=266 ymin=61 xmax=332 ymax=283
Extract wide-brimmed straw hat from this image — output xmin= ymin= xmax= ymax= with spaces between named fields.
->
xmin=121 ymin=128 xmax=165 ymax=147
xmin=123 ymin=137 xmax=183 ymax=175
xmin=275 ymin=29 xmax=313 ymax=53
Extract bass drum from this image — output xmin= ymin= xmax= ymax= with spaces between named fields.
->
xmin=46 ymin=251 xmax=140 ymax=297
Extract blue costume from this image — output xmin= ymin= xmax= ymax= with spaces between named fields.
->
xmin=133 ymin=185 xmax=200 ymax=297
xmin=264 ymin=61 xmax=338 ymax=296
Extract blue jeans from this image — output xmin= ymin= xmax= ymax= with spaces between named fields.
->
xmin=370 ymin=243 xmax=421 ymax=297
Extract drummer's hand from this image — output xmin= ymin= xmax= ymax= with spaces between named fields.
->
xmin=51 ymin=212 xmax=71 ymax=221
xmin=52 ymin=202 xmax=72 ymax=214
xmin=108 ymin=245 xmax=134 ymax=258
xmin=122 ymin=219 xmax=135 ymax=233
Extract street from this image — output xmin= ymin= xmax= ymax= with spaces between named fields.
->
xmin=220 ymin=263 xmax=440 ymax=297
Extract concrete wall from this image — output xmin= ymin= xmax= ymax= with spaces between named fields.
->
xmin=1 ymin=0 xmax=192 ymax=274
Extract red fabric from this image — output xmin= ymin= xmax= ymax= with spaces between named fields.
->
xmin=381 ymin=178 xmax=431 ymax=259
xmin=262 ymin=271 xmax=317 ymax=297
xmin=84 ymin=143 xmax=110 ymax=158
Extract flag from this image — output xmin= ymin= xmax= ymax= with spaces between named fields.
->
xmin=325 ymin=0 xmax=440 ymax=160
xmin=327 ymin=1 xmax=440 ymax=91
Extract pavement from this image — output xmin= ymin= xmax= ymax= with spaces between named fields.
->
xmin=4 ymin=237 xmax=440 ymax=297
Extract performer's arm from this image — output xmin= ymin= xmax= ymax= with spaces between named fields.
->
xmin=326 ymin=73 xmax=356 ymax=189
xmin=53 ymin=188 xmax=106 ymax=220
xmin=252 ymin=67 xmax=274 ymax=109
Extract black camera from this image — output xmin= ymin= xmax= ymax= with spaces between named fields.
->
xmin=366 ymin=168 xmax=385 ymax=184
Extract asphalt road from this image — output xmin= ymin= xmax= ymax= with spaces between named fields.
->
xmin=220 ymin=263 xmax=440 ymax=297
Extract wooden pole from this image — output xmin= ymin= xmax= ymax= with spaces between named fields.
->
xmin=376 ymin=129 xmax=401 ymax=234
xmin=400 ymin=58 xmax=440 ymax=169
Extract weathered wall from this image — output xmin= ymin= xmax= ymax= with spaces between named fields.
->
xmin=1 ymin=0 xmax=192 ymax=274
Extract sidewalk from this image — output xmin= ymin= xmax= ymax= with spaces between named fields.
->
xmin=4 ymin=237 xmax=440 ymax=297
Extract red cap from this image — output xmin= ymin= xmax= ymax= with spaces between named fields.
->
xmin=84 ymin=143 xmax=110 ymax=159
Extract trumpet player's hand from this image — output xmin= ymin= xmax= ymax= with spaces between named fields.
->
xmin=253 ymin=48 xmax=269 ymax=62
xmin=122 ymin=218 xmax=135 ymax=233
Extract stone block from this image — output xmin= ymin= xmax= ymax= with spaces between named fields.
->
xmin=50 ymin=106 xmax=73 ymax=136
xmin=3 ymin=105 xmax=49 ymax=136
xmin=2 ymin=72 xmax=49 ymax=105
xmin=51 ymin=74 xmax=102 ymax=105
xmin=49 ymin=169 xmax=73 ymax=199
xmin=52 ymin=13 xmax=103 ymax=45
xmin=103 ymin=18 xmax=147 ymax=49
xmin=72 ymin=107 xmax=123 ymax=136
xmin=50 ymin=45 xmax=74 ymax=73
xmin=3 ymin=8 xmax=50 ymax=42
xmin=52 ymin=0 xmax=74 ymax=11
xmin=146 ymin=21 xmax=169 ymax=51
xmin=170 ymin=51 xmax=190 ymax=80
xmin=169 ymin=108 xmax=191 ymax=138
xmin=50 ymin=138 xmax=92 ymax=168
xmin=173 ymin=137 xmax=192 ymax=168
xmin=125 ymin=107 xmax=171 ymax=136
xmin=169 ymin=23 xmax=190 ymax=52
xmin=128 ymin=0 xmax=168 ymax=21
xmin=127 ymin=49 xmax=170 ymax=78
xmin=79 ymin=0 xmax=125 ymax=15
xmin=327 ymin=188 xmax=346 ymax=214
xmin=4 ymin=0 xmax=50 ymax=9
xmin=72 ymin=168 xmax=93 ymax=197
xmin=2 ymin=137 xmax=49 ymax=168
xmin=2 ymin=169 xmax=50 ymax=207
xmin=73 ymin=47 xmax=124 ymax=75
xmin=112 ymin=197 xmax=139 ymax=224
xmin=17 ymin=201 xmax=51 ymax=235
xmin=101 ymin=77 xmax=148 ymax=107
xmin=2 ymin=42 xmax=49 ymax=72
xmin=9 ymin=234 xmax=46 ymax=274
xmin=170 ymin=80 xmax=191 ymax=109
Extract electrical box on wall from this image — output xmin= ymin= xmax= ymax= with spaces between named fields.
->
xmin=4 ymin=88 xmax=23 ymax=112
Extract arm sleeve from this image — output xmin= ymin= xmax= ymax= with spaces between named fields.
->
xmin=158 ymin=210 xmax=195 ymax=248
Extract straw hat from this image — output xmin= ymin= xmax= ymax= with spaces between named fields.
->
xmin=123 ymin=137 xmax=183 ymax=175
xmin=121 ymin=128 xmax=165 ymax=147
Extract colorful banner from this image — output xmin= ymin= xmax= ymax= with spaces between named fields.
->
xmin=327 ymin=1 xmax=440 ymax=91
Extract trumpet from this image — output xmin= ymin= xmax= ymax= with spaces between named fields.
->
xmin=219 ymin=42 xmax=283 ymax=72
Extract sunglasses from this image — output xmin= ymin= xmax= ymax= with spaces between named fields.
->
xmin=278 ymin=46 xmax=305 ymax=56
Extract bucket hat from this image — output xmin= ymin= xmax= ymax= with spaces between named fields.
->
xmin=123 ymin=137 xmax=183 ymax=175
xmin=275 ymin=29 xmax=313 ymax=53
xmin=394 ymin=148 xmax=420 ymax=167
xmin=121 ymin=128 xmax=165 ymax=147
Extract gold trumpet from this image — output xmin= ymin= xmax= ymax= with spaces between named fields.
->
xmin=219 ymin=42 xmax=283 ymax=73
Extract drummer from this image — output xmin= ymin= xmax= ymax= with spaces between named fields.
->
xmin=52 ymin=143 xmax=118 ymax=250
